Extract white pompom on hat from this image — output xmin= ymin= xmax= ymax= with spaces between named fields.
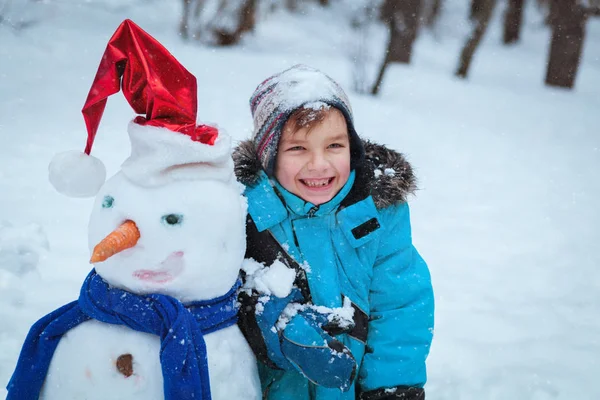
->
xmin=49 ymin=151 xmax=107 ymax=198
xmin=49 ymin=19 xmax=233 ymax=198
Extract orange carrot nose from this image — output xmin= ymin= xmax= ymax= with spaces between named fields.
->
xmin=90 ymin=220 xmax=141 ymax=263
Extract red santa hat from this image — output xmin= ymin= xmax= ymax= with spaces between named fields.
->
xmin=49 ymin=19 xmax=233 ymax=198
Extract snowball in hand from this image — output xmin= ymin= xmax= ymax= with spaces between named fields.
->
xmin=242 ymin=259 xmax=296 ymax=298
xmin=48 ymin=150 xmax=106 ymax=198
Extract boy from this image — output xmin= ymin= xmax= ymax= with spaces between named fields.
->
xmin=235 ymin=65 xmax=434 ymax=400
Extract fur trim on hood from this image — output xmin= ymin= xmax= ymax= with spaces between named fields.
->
xmin=233 ymin=139 xmax=417 ymax=209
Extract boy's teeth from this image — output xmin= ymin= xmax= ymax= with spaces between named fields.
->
xmin=303 ymin=179 xmax=330 ymax=187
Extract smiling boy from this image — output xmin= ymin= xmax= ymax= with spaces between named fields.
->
xmin=235 ymin=65 xmax=434 ymax=400
xmin=275 ymin=106 xmax=350 ymax=205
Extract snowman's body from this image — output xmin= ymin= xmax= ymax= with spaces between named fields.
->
xmin=37 ymin=170 xmax=261 ymax=400
xmin=41 ymin=321 xmax=258 ymax=400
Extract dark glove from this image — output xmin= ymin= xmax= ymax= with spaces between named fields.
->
xmin=253 ymin=288 xmax=304 ymax=370
xmin=359 ymin=386 xmax=425 ymax=400
xmin=280 ymin=309 xmax=357 ymax=391
xmin=254 ymin=292 xmax=357 ymax=390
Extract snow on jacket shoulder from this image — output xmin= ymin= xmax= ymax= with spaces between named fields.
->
xmin=233 ymin=139 xmax=434 ymax=400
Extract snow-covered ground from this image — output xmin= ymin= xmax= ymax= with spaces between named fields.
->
xmin=1 ymin=1 xmax=599 ymax=399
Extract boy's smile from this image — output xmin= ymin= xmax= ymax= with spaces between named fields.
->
xmin=275 ymin=108 xmax=351 ymax=206
xmin=301 ymin=178 xmax=333 ymax=187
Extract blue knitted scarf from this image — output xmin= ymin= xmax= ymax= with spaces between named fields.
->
xmin=6 ymin=269 xmax=240 ymax=400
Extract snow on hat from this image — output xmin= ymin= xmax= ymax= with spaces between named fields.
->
xmin=48 ymin=19 xmax=233 ymax=198
xmin=249 ymin=64 xmax=364 ymax=175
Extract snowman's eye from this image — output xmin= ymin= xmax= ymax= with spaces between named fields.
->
xmin=162 ymin=214 xmax=183 ymax=226
xmin=102 ymin=196 xmax=115 ymax=209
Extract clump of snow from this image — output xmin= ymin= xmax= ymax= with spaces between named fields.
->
xmin=241 ymin=258 xmax=296 ymax=298
xmin=0 ymin=221 xmax=49 ymax=276
xmin=0 ymin=220 xmax=48 ymax=302
xmin=48 ymin=150 xmax=106 ymax=198
xmin=303 ymin=101 xmax=331 ymax=111
xmin=275 ymin=302 xmax=305 ymax=331
xmin=275 ymin=296 xmax=355 ymax=332
xmin=291 ymin=101 xmax=332 ymax=125
xmin=374 ymin=168 xmax=396 ymax=179
xmin=255 ymin=295 xmax=270 ymax=314
xmin=0 ymin=269 xmax=27 ymax=306
xmin=299 ymin=260 xmax=311 ymax=273
xmin=266 ymin=65 xmax=350 ymax=114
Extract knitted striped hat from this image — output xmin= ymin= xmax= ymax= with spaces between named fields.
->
xmin=249 ymin=65 xmax=364 ymax=175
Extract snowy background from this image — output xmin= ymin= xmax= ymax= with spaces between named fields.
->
xmin=1 ymin=0 xmax=599 ymax=399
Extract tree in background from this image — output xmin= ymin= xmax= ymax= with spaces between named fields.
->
xmin=180 ymin=0 xmax=257 ymax=45
xmin=586 ymin=0 xmax=600 ymax=15
xmin=180 ymin=0 xmax=204 ymax=40
xmin=284 ymin=0 xmax=331 ymax=11
xmin=470 ymin=0 xmax=485 ymax=20
xmin=545 ymin=0 xmax=586 ymax=88
xmin=382 ymin=0 xmax=422 ymax=63
xmin=348 ymin=0 xmax=381 ymax=94
xmin=423 ymin=0 xmax=442 ymax=29
xmin=371 ymin=0 xmax=422 ymax=94
xmin=455 ymin=0 xmax=496 ymax=78
xmin=285 ymin=0 xmax=298 ymax=11
xmin=503 ymin=0 xmax=524 ymax=44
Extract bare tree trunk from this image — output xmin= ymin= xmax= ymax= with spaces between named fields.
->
xmin=180 ymin=0 xmax=193 ymax=39
xmin=193 ymin=0 xmax=205 ymax=19
xmin=238 ymin=0 xmax=257 ymax=34
xmin=381 ymin=0 xmax=422 ymax=63
xmin=503 ymin=0 xmax=524 ymax=44
xmin=535 ymin=0 xmax=551 ymax=24
xmin=371 ymin=0 xmax=422 ymax=95
xmin=424 ymin=0 xmax=442 ymax=28
xmin=545 ymin=0 xmax=586 ymax=88
xmin=456 ymin=0 xmax=496 ymax=78
xmin=584 ymin=0 xmax=600 ymax=16
xmin=348 ymin=2 xmax=377 ymax=94
xmin=184 ymin=0 xmax=257 ymax=46
xmin=470 ymin=0 xmax=485 ymax=20
xmin=286 ymin=0 xmax=298 ymax=11
xmin=371 ymin=51 xmax=391 ymax=95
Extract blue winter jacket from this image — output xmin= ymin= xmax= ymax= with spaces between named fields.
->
xmin=234 ymin=140 xmax=434 ymax=400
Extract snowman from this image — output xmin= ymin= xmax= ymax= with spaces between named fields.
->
xmin=6 ymin=19 xmax=260 ymax=400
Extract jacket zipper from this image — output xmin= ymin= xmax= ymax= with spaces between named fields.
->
xmin=307 ymin=205 xmax=319 ymax=217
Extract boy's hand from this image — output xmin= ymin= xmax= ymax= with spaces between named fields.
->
xmin=280 ymin=309 xmax=357 ymax=391
xmin=253 ymin=292 xmax=357 ymax=390
xmin=252 ymin=288 xmax=304 ymax=370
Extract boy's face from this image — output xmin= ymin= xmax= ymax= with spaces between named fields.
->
xmin=275 ymin=109 xmax=351 ymax=206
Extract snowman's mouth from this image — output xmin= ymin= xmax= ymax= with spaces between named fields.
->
xmin=132 ymin=270 xmax=174 ymax=283
xmin=132 ymin=251 xmax=184 ymax=284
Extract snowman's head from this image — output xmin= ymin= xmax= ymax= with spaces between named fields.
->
xmin=45 ymin=20 xmax=250 ymax=302
xmin=88 ymin=173 xmax=247 ymax=302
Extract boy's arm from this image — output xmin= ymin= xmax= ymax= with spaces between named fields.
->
xmin=357 ymin=202 xmax=434 ymax=398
